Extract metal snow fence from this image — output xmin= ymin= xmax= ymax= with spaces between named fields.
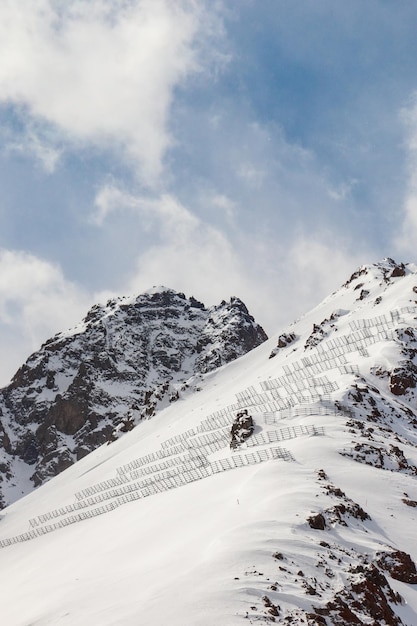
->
xmin=338 ymin=364 xmax=360 ymax=375
xmin=0 ymin=444 xmax=299 ymax=550
xmin=197 ymin=414 xmax=232 ymax=432
xmin=263 ymin=405 xmax=338 ymax=423
xmin=243 ymin=425 xmax=324 ymax=448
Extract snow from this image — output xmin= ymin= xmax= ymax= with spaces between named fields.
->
xmin=1 ymin=260 xmax=417 ymax=624
xmin=143 ymin=285 xmax=174 ymax=295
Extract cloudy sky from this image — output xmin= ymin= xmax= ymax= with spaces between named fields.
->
xmin=1 ymin=0 xmax=417 ymax=385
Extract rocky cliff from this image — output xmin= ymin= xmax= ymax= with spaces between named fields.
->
xmin=0 ymin=287 xmax=267 ymax=506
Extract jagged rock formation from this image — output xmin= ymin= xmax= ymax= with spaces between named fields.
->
xmin=269 ymin=332 xmax=297 ymax=359
xmin=230 ymin=409 xmax=254 ymax=449
xmin=0 ymin=287 xmax=267 ymax=507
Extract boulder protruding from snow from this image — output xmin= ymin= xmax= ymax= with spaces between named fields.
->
xmin=389 ymin=361 xmax=417 ymax=396
xmin=230 ymin=410 xmax=254 ymax=449
xmin=377 ymin=550 xmax=417 ymax=584
xmin=269 ymin=332 xmax=297 ymax=358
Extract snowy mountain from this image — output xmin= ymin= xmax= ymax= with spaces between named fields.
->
xmin=0 ymin=288 xmax=267 ymax=507
xmin=1 ymin=258 xmax=417 ymax=625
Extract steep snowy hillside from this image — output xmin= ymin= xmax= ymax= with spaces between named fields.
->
xmin=0 ymin=288 xmax=267 ymax=507
xmin=0 ymin=258 xmax=417 ymax=625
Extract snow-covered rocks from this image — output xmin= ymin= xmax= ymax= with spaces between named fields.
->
xmin=0 ymin=287 xmax=267 ymax=507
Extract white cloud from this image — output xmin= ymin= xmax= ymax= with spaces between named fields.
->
xmin=91 ymin=185 xmax=261 ymax=313
xmin=91 ymin=185 xmax=365 ymax=338
xmin=92 ymin=184 xmax=139 ymax=226
xmin=0 ymin=249 xmax=92 ymax=386
xmin=3 ymin=124 xmax=62 ymax=173
xmin=395 ymin=188 xmax=417 ymax=260
xmin=237 ymin=162 xmax=266 ymax=188
xmin=284 ymin=234 xmax=366 ymax=307
xmin=223 ymin=229 xmax=367 ymax=335
xmin=125 ymin=224 xmax=366 ymax=338
xmin=0 ymin=0 xmax=208 ymax=182
xmin=394 ymin=95 xmax=417 ymax=261
xmin=326 ymin=179 xmax=358 ymax=202
xmin=210 ymin=193 xmax=237 ymax=222
xmin=92 ymin=184 xmax=198 ymax=233
xmin=125 ymin=213 xmax=243 ymax=301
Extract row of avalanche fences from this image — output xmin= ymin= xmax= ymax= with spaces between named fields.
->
xmin=2 ymin=306 xmax=412 ymax=548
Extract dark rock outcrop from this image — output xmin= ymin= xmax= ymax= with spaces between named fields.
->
xmin=377 ymin=550 xmax=417 ymax=584
xmin=230 ymin=410 xmax=254 ymax=449
xmin=269 ymin=332 xmax=297 ymax=358
xmin=307 ymin=513 xmax=326 ymax=530
xmin=390 ymin=361 xmax=417 ymax=396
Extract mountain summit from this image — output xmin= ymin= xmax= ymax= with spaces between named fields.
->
xmin=0 ymin=259 xmax=417 ymax=625
xmin=0 ymin=287 xmax=267 ymax=507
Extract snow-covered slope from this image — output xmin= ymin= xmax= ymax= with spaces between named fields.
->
xmin=0 ymin=288 xmax=267 ymax=507
xmin=1 ymin=258 xmax=417 ymax=625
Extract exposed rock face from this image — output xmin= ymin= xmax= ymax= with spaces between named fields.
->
xmin=307 ymin=512 xmax=327 ymax=530
xmin=230 ymin=410 xmax=254 ymax=449
xmin=390 ymin=361 xmax=417 ymax=395
xmin=307 ymin=475 xmax=371 ymax=530
xmin=0 ymin=288 xmax=267 ymax=506
xmin=343 ymin=258 xmax=407 ymax=288
xmin=377 ymin=550 xmax=417 ymax=584
xmin=317 ymin=564 xmax=404 ymax=626
xmin=304 ymin=311 xmax=345 ymax=351
xmin=269 ymin=332 xmax=297 ymax=359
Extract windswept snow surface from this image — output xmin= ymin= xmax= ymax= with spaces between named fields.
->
xmin=1 ymin=260 xmax=417 ymax=624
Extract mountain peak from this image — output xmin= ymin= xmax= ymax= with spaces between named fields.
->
xmin=0 ymin=288 xmax=267 ymax=507
xmin=343 ymin=257 xmax=411 ymax=289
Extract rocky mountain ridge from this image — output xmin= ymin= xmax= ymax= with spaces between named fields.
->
xmin=0 ymin=287 xmax=267 ymax=507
